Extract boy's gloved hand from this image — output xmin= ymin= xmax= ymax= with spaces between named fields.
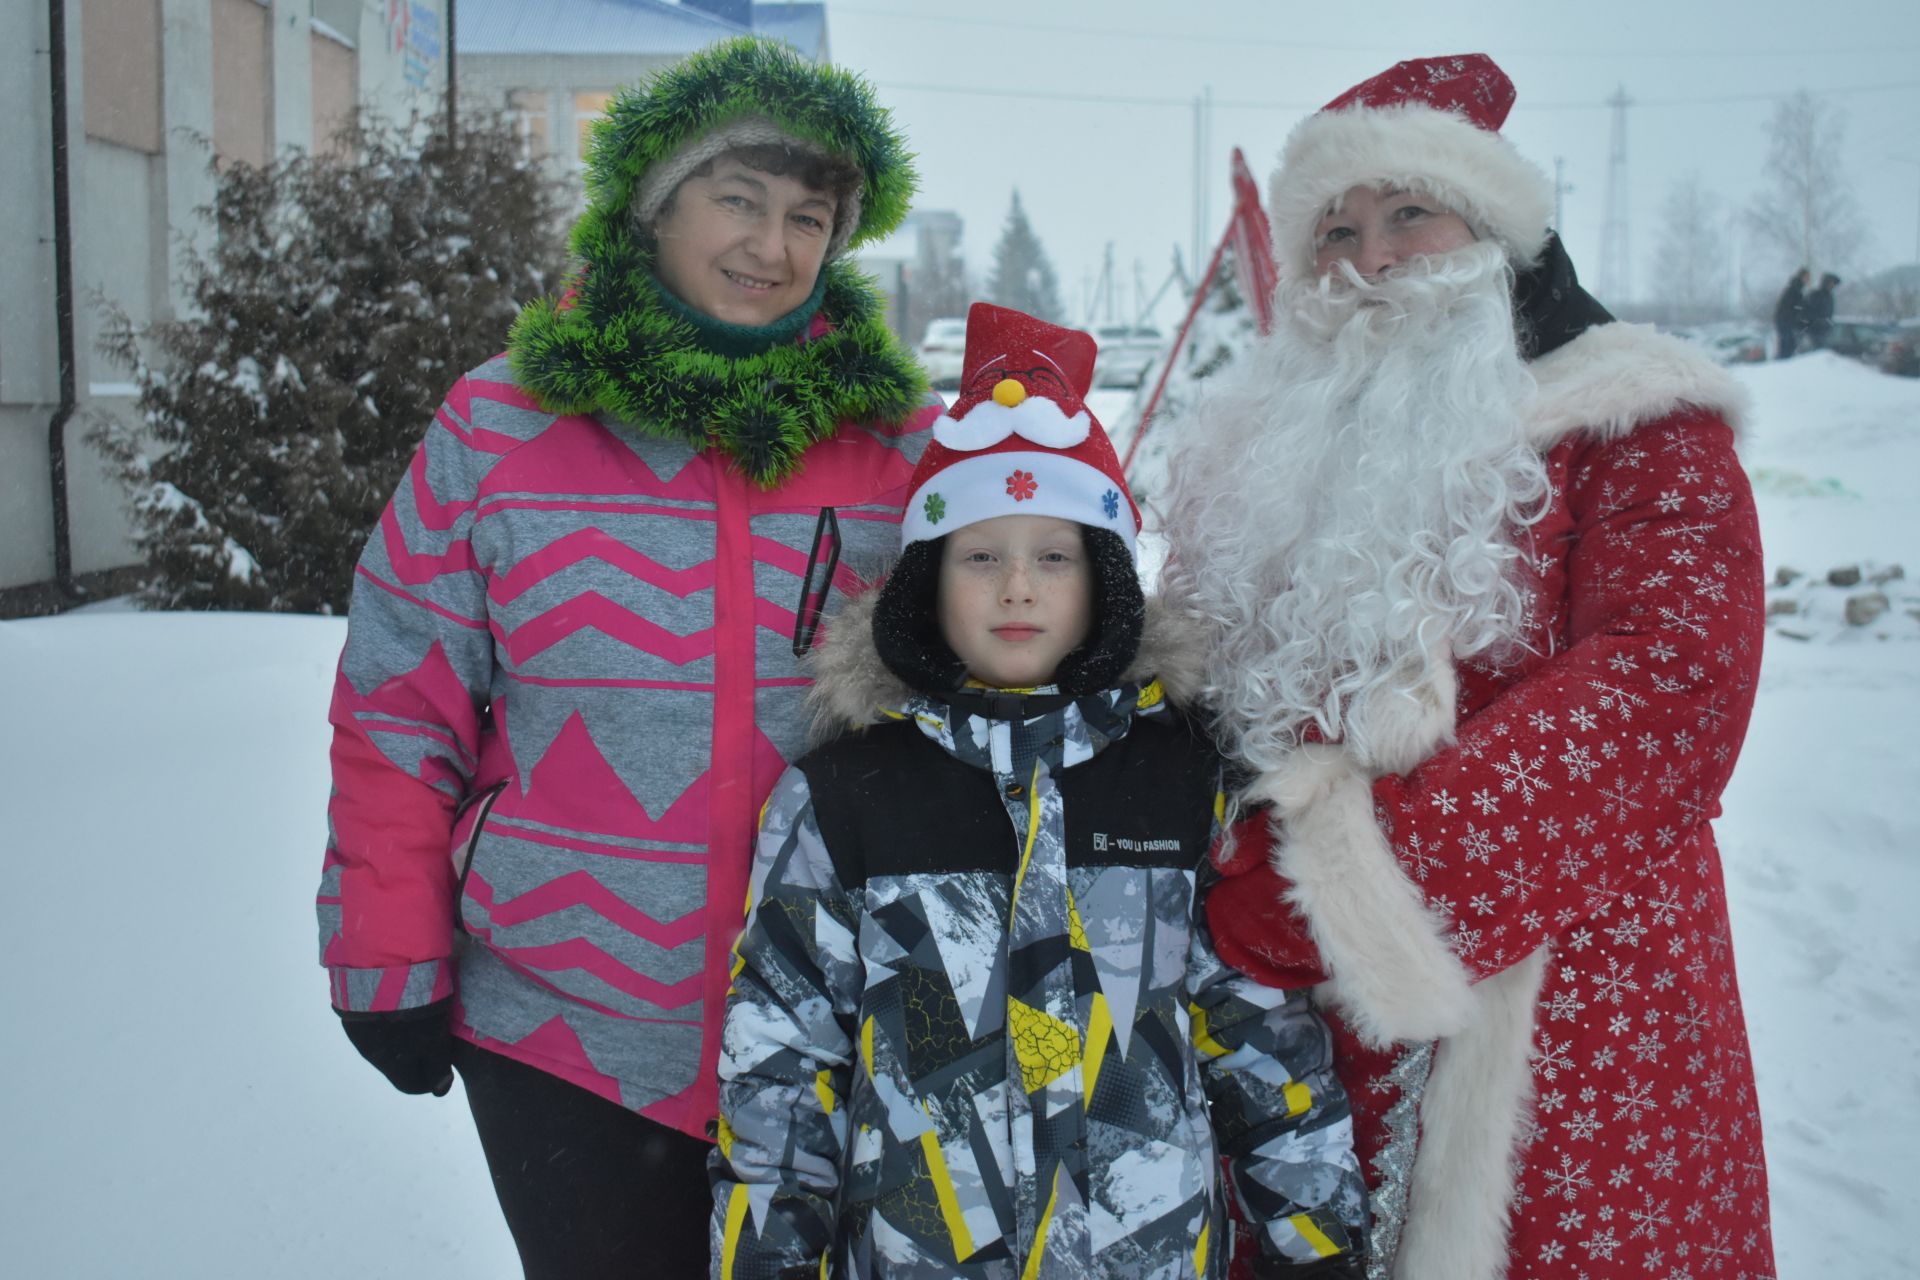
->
xmin=338 ymin=998 xmax=455 ymax=1097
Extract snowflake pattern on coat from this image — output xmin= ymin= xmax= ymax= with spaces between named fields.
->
xmin=1211 ymin=405 xmax=1777 ymax=1280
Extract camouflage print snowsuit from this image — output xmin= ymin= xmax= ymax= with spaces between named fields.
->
xmin=711 ymin=681 xmax=1367 ymax=1278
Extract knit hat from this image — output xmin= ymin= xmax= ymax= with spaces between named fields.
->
xmin=585 ymin=35 xmax=915 ymax=262
xmin=873 ymin=304 xmax=1145 ymax=696
xmin=899 ymin=304 xmax=1141 ymax=559
xmin=1267 ymin=53 xmax=1555 ymax=283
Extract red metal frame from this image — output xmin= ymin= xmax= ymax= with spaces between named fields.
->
xmin=1120 ymin=148 xmax=1277 ymax=479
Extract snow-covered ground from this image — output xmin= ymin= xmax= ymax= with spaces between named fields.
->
xmin=1 ymin=353 xmax=1913 ymax=1277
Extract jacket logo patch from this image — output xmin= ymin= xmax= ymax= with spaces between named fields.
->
xmin=1091 ymin=833 xmax=1181 ymax=854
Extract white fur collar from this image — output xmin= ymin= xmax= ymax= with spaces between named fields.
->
xmin=1525 ymin=322 xmax=1748 ymax=453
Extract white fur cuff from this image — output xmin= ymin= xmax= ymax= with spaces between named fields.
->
xmin=1252 ymin=744 xmax=1476 ymax=1047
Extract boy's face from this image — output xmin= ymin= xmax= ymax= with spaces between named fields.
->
xmin=938 ymin=515 xmax=1093 ymax=690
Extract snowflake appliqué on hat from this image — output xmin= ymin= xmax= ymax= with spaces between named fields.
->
xmin=1101 ymin=489 xmax=1121 ymax=520
xmin=1006 ymin=470 xmax=1037 ymax=502
xmin=923 ymin=492 xmax=946 ymax=524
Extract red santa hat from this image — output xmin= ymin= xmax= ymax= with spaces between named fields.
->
xmin=900 ymin=303 xmax=1141 ymax=560
xmin=1267 ymin=53 xmax=1555 ymax=283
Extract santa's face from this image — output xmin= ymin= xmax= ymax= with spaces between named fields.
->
xmin=938 ymin=515 xmax=1092 ymax=690
xmin=651 ymin=158 xmax=836 ymax=326
xmin=1313 ymin=184 xmax=1477 ymax=281
xmin=1158 ymin=240 xmax=1547 ymax=773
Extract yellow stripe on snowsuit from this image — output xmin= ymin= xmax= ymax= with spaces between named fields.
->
xmin=1193 ymin=1220 xmax=1210 ymax=1277
xmin=728 ymin=883 xmax=753 ymax=987
xmin=1022 ymin=1168 xmax=1063 ymax=1280
xmin=917 ymin=1114 xmax=979 ymax=1261
xmin=1284 ymin=1080 xmax=1313 ymax=1117
xmin=1188 ymin=1002 xmax=1232 ymax=1061
xmin=861 ymin=1015 xmax=877 ymax=1079
xmin=1082 ymin=993 xmax=1113 ymax=1110
xmin=1289 ymin=1212 xmax=1343 ymax=1258
xmin=715 ymin=1114 xmax=736 ymax=1158
xmin=814 ymin=1069 xmax=837 ymax=1115
xmin=719 ymin=1182 xmax=752 ymax=1279
xmin=1008 ymin=760 xmax=1044 ymax=923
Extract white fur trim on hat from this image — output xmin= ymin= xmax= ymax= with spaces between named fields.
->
xmin=633 ymin=117 xmax=866 ymax=260
xmin=902 ymin=452 xmax=1139 ymax=560
xmin=1268 ymin=102 xmax=1554 ymax=283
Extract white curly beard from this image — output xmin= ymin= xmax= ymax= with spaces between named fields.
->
xmin=1158 ymin=241 xmax=1549 ymax=775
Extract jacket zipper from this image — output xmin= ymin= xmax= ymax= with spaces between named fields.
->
xmin=452 ymin=781 xmax=509 ymax=934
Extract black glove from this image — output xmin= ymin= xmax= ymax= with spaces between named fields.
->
xmin=338 ymin=998 xmax=455 ymax=1097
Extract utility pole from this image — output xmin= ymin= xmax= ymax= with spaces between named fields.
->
xmin=1553 ymin=156 xmax=1574 ymax=234
xmin=1191 ymin=86 xmax=1212 ymax=281
xmin=1598 ymin=86 xmax=1633 ymax=303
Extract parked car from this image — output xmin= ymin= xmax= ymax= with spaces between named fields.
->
xmin=916 ymin=317 xmax=968 ymax=389
xmin=1817 ymin=317 xmax=1899 ymax=361
xmin=1092 ymin=324 xmax=1166 ymax=389
xmin=1880 ymin=319 xmax=1920 ymax=377
xmin=1669 ymin=322 xmax=1766 ymax=366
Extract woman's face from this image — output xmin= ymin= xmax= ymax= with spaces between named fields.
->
xmin=1312 ymin=184 xmax=1477 ymax=281
xmin=651 ymin=157 xmax=837 ymax=326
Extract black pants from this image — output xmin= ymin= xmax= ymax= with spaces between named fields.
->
xmin=454 ymin=1041 xmax=713 ymax=1279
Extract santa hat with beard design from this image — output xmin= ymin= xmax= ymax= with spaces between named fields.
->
xmin=873 ymin=303 xmax=1145 ymax=696
xmin=898 ymin=303 xmax=1139 ymax=557
xmin=1267 ymin=53 xmax=1556 ymax=284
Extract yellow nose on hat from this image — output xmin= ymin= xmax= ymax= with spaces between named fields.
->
xmin=991 ymin=378 xmax=1027 ymax=408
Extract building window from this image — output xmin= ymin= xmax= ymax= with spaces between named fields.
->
xmin=573 ymin=91 xmax=614 ymax=167
xmin=83 ymin=0 xmax=164 ymax=153
xmin=507 ymin=90 xmax=548 ymax=164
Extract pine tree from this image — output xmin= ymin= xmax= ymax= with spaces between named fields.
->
xmin=987 ymin=190 xmax=1065 ymax=322
xmin=91 ymin=111 xmax=565 ymax=613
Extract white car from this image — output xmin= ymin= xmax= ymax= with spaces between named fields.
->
xmin=916 ymin=317 xmax=969 ymax=389
xmin=1092 ymin=324 xmax=1166 ymax=389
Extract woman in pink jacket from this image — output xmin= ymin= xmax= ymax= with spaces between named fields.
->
xmin=316 ymin=36 xmax=940 ymax=1276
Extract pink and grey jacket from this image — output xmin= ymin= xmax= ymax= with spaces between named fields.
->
xmin=318 ymin=351 xmax=938 ymax=1137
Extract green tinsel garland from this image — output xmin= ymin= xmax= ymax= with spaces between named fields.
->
xmin=509 ymin=253 xmax=926 ymax=486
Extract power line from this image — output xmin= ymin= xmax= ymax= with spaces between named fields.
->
xmin=873 ymin=78 xmax=1920 ymax=114
xmin=838 ymin=5 xmax=1920 ymax=61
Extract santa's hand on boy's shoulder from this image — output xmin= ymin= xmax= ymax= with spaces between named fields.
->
xmin=1207 ymin=813 xmax=1330 ymax=989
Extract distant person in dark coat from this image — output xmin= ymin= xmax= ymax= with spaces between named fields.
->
xmin=1805 ymin=272 xmax=1841 ymax=348
xmin=1774 ymin=267 xmax=1810 ymax=357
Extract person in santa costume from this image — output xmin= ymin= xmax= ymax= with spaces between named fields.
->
xmin=1158 ymin=54 xmax=1775 ymax=1280
xmin=710 ymin=303 xmax=1370 ymax=1278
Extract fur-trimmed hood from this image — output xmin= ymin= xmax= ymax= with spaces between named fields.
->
xmin=804 ymin=585 xmax=1209 ymax=742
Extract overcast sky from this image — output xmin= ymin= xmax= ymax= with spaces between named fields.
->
xmin=824 ymin=0 xmax=1920 ymax=325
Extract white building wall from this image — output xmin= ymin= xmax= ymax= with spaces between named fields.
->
xmin=1 ymin=0 xmax=447 ymax=592
xmin=459 ymin=51 xmax=683 ymax=215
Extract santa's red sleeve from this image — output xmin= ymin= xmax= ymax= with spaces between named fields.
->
xmin=1211 ymin=409 xmax=1764 ymax=1013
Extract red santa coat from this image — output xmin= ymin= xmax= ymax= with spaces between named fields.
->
xmin=1209 ymin=322 xmax=1776 ymax=1280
